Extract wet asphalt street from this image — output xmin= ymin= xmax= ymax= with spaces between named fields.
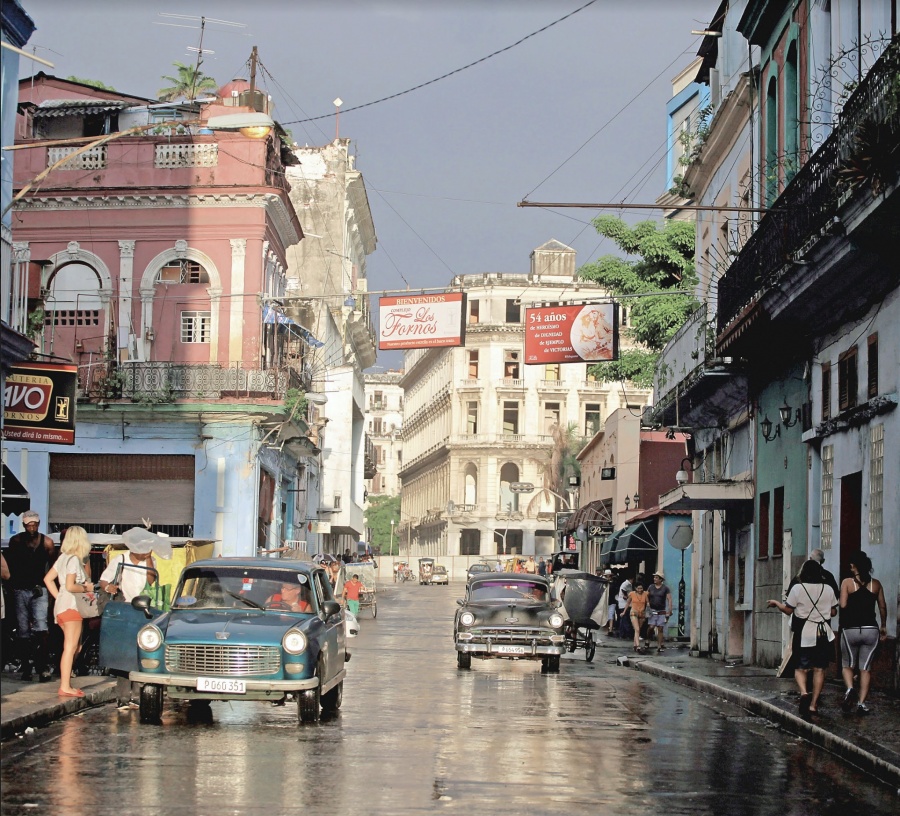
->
xmin=1 ymin=582 xmax=896 ymax=816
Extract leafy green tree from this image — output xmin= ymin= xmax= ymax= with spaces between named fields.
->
xmin=578 ymin=216 xmax=698 ymax=388
xmin=528 ymin=421 xmax=583 ymax=514
xmin=158 ymin=62 xmax=218 ymax=102
xmin=363 ymin=494 xmax=401 ymax=555
xmin=67 ymin=76 xmax=115 ymax=90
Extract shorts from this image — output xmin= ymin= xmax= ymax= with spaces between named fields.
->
xmin=56 ymin=608 xmax=83 ymax=624
xmin=795 ymin=637 xmax=833 ymax=670
xmin=647 ymin=612 xmax=668 ymax=628
xmin=606 ymin=604 xmax=617 ymax=623
xmin=840 ymin=626 xmax=879 ymax=672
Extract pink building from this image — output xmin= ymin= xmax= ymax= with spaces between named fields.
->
xmin=5 ymin=74 xmax=322 ymax=556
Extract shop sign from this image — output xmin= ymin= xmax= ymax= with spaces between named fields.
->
xmin=4 ymin=362 xmax=77 ymax=445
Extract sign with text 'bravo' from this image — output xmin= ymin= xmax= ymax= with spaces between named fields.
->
xmin=379 ymin=292 xmax=467 ymax=350
xmin=4 ymin=362 xmax=77 ymax=444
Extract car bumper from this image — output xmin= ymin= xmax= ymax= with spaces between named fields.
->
xmin=129 ymin=669 xmax=346 ymax=700
xmin=455 ymin=641 xmax=565 ymax=657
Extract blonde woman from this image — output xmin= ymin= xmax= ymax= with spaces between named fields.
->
xmin=44 ymin=526 xmax=95 ymax=698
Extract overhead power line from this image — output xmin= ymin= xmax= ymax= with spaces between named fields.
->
xmin=280 ymin=0 xmax=599 ymax=125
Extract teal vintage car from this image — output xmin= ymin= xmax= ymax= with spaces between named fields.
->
xmin=99 ymin=558 xmax=348 ymax=725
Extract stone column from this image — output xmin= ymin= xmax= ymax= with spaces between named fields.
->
xmin=229 ymin=239 xmax=246 ymax=363
xmin=118 ymin=241 xmax=135 ymax=360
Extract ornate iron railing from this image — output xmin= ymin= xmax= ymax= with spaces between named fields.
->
xmin=717 ymin=37 xmax=900 ymax=335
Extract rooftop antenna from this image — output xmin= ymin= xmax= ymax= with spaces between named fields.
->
xmin=156 ymin=13 xmax=247 ymax=101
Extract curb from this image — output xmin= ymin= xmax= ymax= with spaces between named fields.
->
xmin=1 ymin=680 xmax=118 ymax=740
xmin=627 ymin=658 xmax=900 ymax=790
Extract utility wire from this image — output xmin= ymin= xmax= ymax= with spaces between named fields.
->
xmin=280 ymin=0 xmax=599 ymax=125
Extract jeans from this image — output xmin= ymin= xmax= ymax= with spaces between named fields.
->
xmin=14 ymin=588 xmax=49 ymax=636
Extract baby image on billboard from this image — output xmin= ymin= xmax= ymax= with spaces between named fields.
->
xmin=524 ymin=303 xmax=618 ymax=364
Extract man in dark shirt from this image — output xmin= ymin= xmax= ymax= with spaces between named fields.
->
xmin=5 ymin=511 xmax=55 ymax=680
xmin=646 ymin=571 xmax=673 ymax=653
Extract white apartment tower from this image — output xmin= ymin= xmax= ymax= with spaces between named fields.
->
xmin=398 ymin=241 xmax=651 ymax=558
xmin=364 ymin=371 xmax=404 ymax=497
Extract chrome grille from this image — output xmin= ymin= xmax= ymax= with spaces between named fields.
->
xmin=165 ymin=644 xmax=281 ymax=676
xmin=471 ymin=627 xmax=553 ymax=643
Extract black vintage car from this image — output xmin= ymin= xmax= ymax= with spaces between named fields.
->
xmin=453 ymin=574 xmax=566 ymax=672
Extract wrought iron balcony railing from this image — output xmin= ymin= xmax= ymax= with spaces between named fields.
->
xmin=717 ymin=37 xmax=900 ymax=337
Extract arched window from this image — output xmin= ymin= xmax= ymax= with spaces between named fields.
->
xmin=156 ymin=258 xmax=209 ymax=284
xmin=784 ymin=42 xmax=800 ymax=183
xmin=45 ymin=262 xmax=102 ymax=327
xmin=464 ymin=464 xmax=478 ymax=506
xmin=499 ymin=462 xmax=520 ymax=512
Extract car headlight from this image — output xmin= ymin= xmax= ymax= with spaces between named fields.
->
xmin=283 ymin=629 xmax=308 ymax=655
xmin=137 ymin=624 xmax=163 ymax=652
xmin=548 ymin=613 xmax=564 ymax=629
xmin=459 ymin=611 xmax=475 ymax=627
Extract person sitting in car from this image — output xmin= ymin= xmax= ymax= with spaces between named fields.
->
xmin=266 ymin=581 xmax=312 ymax=612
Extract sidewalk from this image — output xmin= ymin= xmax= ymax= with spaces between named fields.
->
xmin=1 ymin=671 xmax=117 ymax=740
xmin=598 ymin=635 xmax=900 ymax=789
xmin=3 ymin=642 xmax=899 ymax=789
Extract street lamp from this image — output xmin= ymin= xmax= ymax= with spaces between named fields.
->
xmin=389 ymin=519 xmax=395 ymax=555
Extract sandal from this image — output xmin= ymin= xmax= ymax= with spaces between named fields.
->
xmin=58 ymin=688 xmax=85 ymax=698
xmin=798 ymin=693 xmax=812 ymax=718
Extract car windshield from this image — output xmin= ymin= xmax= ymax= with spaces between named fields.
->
xmin=470 ymin=580 xmax=546 ymax=602
xmin=173 ymin=566 xmax=313 ymax=612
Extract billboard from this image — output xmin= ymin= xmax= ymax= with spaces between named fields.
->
xmin=4 ymin=362 xmax=77 ymax=445
xmin=379 ymin=292 xmax=466 ymax=351
xmin=524 ymin=303 xmax=618 ymax=364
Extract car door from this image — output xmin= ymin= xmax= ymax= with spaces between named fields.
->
xmin=312 ymin=569 xmax=345 ymax=682
xmin=98 ymin=598 xmax=164 ymax=675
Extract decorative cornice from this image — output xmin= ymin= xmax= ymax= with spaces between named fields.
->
xmin=15 ymin=192 xmax=300 ymax=249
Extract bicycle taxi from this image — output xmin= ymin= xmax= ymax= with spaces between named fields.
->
xmin=418 ymin=557 xmax=435 ymax=585
xmin=346 ymin=561 xmax=377 ymax=618
xmin=556 ymin=570 xmax=609 ymax=663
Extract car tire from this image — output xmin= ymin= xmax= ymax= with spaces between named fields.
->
xmin=298 ymin=659 xmax=323 ymax=724
xmin=321 ymin=680 xmax=343 ymax=713
xmin=139 ymin=683 xmax=163 ymax=724
xmin=545 ymin=655 xmax=560 ymax=673
xmin=457 ymin=651 xmax=471 ymax=670
xmin=585 ymin=631 xmax=596 ymax=663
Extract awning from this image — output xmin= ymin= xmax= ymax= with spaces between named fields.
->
xmin=1 ymin=463 xmax=31 ymax=516
xmin=34 ymin=99 xmax=132 ymax=118
xmin=612 ymin=521 xmax=658 ymax=565
xmin=565 ymin=498 xmax=611 ymax=533
xmin=658 ymin=481 xmax=754 ymax=512
xmin=262 ymin=305 xmax=324 ymax=347
xmin=599 ymin=529 xmax=624 ymax=565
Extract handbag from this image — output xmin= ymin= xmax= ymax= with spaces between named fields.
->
xmin=67 ymin=555 xmax=101 ymax=619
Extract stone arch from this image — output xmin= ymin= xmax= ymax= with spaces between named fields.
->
xmin=499 ymin=462 xmax=520 ymax=512
xmin=45 ymin=243 xmax=113 ymax=345
xmin=464 ymin=463 xmax=478 ymax=506
xmin=139 ymin=242 xmax=223 ymax=361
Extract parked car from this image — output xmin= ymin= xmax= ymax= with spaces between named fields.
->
xmin=454 ymin=574 xmax=566 ymax=672
xmin=466 ymin=562 xmax=494 ymax=579
xmin=431 ymin=564 xmax=449 ymax=585
xmin=99 ymin=558 xmax=348 ymax=725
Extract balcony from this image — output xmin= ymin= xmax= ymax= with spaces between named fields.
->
xmin=364 ymin=433 xmax=378 ymax=479
xmin=648 ymin=303 xmax=747 ymax=429
xmin=449 ymin=433 xmax=553 ymax=448
xmin=717 ymin=39 xmax=900 ymax=357
xmin=78 ymin=360 xmax=302 ymax=403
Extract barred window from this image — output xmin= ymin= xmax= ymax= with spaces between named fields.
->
xmin=180 ymin=311 xmax=211 ymax=343
xmin=838 ymin=347 xmax=858 ymax=412
xmin=158 ymin=259 xmax=209 ymax=284
xmin=821 ymin=363 xmax=831 ymax=421
xmin=46 ymin=310 xmax=100 ymax=327
xmin=869 ymin=425 xmax=883 ymax=545
xmin=821 ymin=445 xmax=833 ymax=549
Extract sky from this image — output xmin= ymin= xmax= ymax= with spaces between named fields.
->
xmin=19 ymin=0 xmax=714 ymax=370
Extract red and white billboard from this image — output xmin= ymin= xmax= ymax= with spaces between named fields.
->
xmin=379 ymin=293 xmax=467 ymax=351
xmin=524 ymin=303 xmax=618 ymax=364
xmin=4 ymin=362 xmax=78 ymax=444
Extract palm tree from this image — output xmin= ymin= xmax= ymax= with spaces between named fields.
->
xmin=527 ymin=421 xmax=583 ymax=515
xmin=158 ymin=62 xmax=218 ymax=102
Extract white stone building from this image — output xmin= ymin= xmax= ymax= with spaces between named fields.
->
xmin=398 ymin=241 xmax=651 ymax=559
xmin=364 ymin=371 xmax=404 ymax=498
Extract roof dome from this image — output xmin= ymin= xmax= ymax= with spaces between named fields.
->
xmin=217 ymin=78 xmax=251 ymax=99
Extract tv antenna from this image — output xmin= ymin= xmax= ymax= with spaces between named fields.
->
xmin=156 ymin=13 xmax=247 ymax=100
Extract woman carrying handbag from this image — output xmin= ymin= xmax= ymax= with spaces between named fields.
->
xmin=43 ymin=526 xmax=96 ymax=698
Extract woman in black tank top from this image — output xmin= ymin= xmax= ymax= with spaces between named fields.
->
xmin=839 ymin=551 xmax=887 ymax=714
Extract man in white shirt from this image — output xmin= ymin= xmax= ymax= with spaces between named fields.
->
xmin=99 ymin=550 xmax=157 ymax=602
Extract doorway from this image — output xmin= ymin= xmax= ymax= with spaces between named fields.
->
xmin=839 ymin=471 xmax=862 ymax=582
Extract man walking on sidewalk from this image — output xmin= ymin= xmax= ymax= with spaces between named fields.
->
xmin=647 ymin=571 xmax=672 ymax=653
xmin=6 ymin=511 xmax=55 ymax=681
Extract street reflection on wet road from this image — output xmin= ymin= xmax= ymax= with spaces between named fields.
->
xmin=2 ymin=583 xmax=895 ymax=815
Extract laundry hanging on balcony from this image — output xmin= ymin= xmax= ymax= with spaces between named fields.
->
xmin=262 ymin=305 xmax=324 ymax=347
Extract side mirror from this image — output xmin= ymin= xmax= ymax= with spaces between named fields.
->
xmin=456 ymin=599 xmax=465 ymax=607
xmin=131 ymin=595 xmax=154 ymax=619
xmin=323 ymin=600 xmax=341 ymax=618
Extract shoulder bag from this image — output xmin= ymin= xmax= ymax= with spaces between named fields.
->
xmin=68 ymin=555 xmax=101 ymax=619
